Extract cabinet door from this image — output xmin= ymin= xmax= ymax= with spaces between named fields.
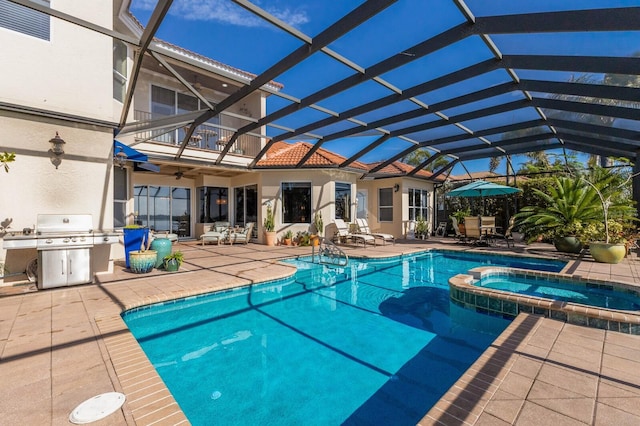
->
xmin=66 ymin=248 xmax=92 ymax=285
xmin=39 ymin=250 xmax=68 ymax=288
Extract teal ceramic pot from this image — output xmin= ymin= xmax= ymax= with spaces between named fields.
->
xmin=150 ymin=238 xmax=172 ymax=268
xmin=129 ymin=250 xmax=157 ymax=273
xmin=164 ymin=258 xmax=180 ymax=272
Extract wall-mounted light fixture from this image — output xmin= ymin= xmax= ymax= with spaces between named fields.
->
xmin=394 ymin=183 xmax=400 ymax=192
xmin=114 ymin=146 xmax=128 ymax=168
xmin=49 ymin=132 xmax=65 ymax=169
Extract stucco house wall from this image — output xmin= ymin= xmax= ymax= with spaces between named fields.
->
xmin=0 ymin=1 xmax=118 ymax=282
xmin=358 ymin=177 xmax=435 ymax=238
xmin=258 ymin=169 xmax=359 ymax=244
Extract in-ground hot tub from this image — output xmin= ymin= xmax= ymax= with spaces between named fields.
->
xmin=449 ymin=267 xmax=640 ymax=334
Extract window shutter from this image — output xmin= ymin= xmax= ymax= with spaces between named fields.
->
xmin=0 ymin=0 xmax=50 ymax=41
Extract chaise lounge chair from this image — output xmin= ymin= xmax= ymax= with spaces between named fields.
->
xmin=355 ymin=218 xmax=395 ymax=245
xmin=333 ymin=219 xmax=376 ymax=248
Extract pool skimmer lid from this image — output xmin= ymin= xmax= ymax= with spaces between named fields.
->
xmin=69 ymin=392 xmax=126 ymax=424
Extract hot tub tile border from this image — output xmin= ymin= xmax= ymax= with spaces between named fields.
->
xmin=449 ymin=267 xmax=640 ymax=334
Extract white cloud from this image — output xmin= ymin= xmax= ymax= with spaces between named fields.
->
xmin=131 ymin=0 xmax=309 ymax=28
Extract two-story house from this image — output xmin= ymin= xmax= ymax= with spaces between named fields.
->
xmin=0 ymin=0 xmax=438 ymax=286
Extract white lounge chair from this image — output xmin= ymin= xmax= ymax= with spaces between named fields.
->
xmin=355 ymin=218 xmax=394 ymax=245
xmin=333 ymin=219 xmax=376 ymax=248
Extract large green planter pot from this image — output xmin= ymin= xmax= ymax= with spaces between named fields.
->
xmin=150 ymin=238 xmax=172 ymax=268
xmin=553 ymin=236 xmax=583 ymax=254
xmin=589 ymin=242 xmax=626 ymax=264
xmin=129 ymin=250 xmax=157 ymax=273
xmin=164 ymin=258 xmax=180 ymax=272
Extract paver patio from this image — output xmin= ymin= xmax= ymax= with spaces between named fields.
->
xmin=1 ymin=239 xmax=639 ymax=425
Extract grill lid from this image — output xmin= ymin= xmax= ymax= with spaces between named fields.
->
xmin=36 ymin=214 xmax=93 ymax=234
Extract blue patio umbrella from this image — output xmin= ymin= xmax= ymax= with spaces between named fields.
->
xmin=447 ymin=180 xmax=522 ymax=215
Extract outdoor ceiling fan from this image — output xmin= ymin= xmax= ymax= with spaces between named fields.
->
xmin=174 ymin=170 xmax=183 ymax=180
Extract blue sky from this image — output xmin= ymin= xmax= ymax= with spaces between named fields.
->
xmin=130 ymin=0 xmax=640 ymax=176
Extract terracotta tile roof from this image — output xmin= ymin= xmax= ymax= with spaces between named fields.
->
xmin=256 ymin=142 xmax=368 ymax=170
xmin=367 ymin=161 xmax=444 ymax=181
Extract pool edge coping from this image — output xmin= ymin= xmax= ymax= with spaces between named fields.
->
xmin=449 ymin=266 xmax=640 ymax=333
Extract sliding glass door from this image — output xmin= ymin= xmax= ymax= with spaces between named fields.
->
xmin=134 ymin=185 xmax=192 ymax=238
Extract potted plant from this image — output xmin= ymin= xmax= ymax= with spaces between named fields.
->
xmin=263 ymin=202 xmax=276 ymax=246
xmin=451 ymin=209 xmax=470 ymax=234
xmin=282 ymin=229 xmax=293 ymax=246
xmin=415 ymin=216 xmax=428 ymax=240
xmin=128 ymin=231 xmax=157 ymax=273
xmin=296 ymin=231 xmax=311 ymax=246
xmin=123 ymin=224 xmax=150 ymax=268
xmin=163 ymin=251 xmax=184 ymax=272
xmin=579 ymin=166 xmax=638 ymax=264
xmin=513 ymin=177 xmax=600 ymax=254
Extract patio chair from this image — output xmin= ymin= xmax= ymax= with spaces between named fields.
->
xmin=228 ymin=222 xmax=254 ymax=245
xmin=150 ymin=230 xmax=178 ymax=243
xmin=355 ymin=218 xmax=395 ymax=245
xmin=480 ymin=216 xmax=497 ymax=245
xmin=200 ymin=221 xmax=230 ymax=246
xmin=463 ymin=216 xmax=482 ymax=244
xmin=435 ymin=221 xmax=448 ymax=237
xmin=492 ymin=217 xmax=515 ymax=248
xmin=333 ymin=219 xmax=376 ymax=248
xmin=451 ymin=217 xmax=466 ymax=242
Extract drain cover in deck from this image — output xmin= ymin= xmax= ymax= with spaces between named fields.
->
xmin=69 ymin=392 xmax=126 ymax=424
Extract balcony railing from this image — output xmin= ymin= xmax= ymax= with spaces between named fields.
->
xmin=133 ymin=110 xmax=261 ymax=157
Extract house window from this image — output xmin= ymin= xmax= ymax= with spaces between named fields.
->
xmin=378 ymin=188 xmax=393 ymax=222
xmin=335 ymin=182 xmax=351 ymax=222
xmin=135 ymin=185 xmax=192 ymax=236
xmin=197 ymin=187 xmax=228 ymax=223
xmin=113 ymin=167 xmax=127 ymax=228
xmin=409 ymin=188 xmax=429 ymax=221
xmin=151 ymin=85 xmax=219 ymax=145
xmin=0 ymin=0 xmax=50 ymax=41
xmin=282 ymin=182 xmax=311 ymax=223
xmin=113 ymin=40 xmax=128 ymax=102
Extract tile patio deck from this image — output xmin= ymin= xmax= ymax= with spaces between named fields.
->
xmin=1 ymin=238 xmax=640 ymax=425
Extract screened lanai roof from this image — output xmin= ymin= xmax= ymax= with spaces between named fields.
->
xmin=25 ymin=0 xmax=640 ymax=179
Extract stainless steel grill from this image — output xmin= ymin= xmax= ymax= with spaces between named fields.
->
xmin=2 ymin=214 xmax=118 ymax=289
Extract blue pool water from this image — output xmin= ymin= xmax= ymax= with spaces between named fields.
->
xmin=123 ymin=251 xmax=565 ymax=425
xmin=477 ymin=275 xmax=640 ymax=311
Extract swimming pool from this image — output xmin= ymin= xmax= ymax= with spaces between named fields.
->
xmin=123 ymin=251 xmax=565 ymax=425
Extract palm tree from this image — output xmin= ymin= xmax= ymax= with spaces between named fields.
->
xmin=402 ymin=147 xmax=450 ymax=171
xmin=513 ymin=177 xmax=602 ymax=245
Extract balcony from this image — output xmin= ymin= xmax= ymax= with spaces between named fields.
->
xmin=133 ymin=110 xmax=261 ymax=158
